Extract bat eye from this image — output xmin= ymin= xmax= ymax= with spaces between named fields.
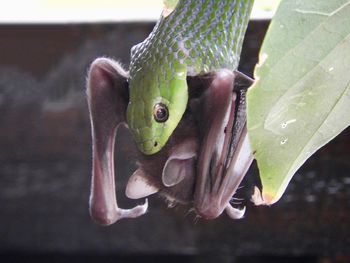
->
xmin=153 ymin=103 xmax=168 ymax=122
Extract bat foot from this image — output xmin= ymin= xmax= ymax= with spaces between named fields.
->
xmin=225 ymin=204 xmax=246 ymax=219
xmin=90 ymin=199 xmax=148 ymax=226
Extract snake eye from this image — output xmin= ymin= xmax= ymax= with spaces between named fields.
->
xmin=153 ymin=103 xmax=168 ymax=122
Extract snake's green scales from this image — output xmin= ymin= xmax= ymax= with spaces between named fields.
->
xmin=126 ymin=0 xmax=253 ymax=155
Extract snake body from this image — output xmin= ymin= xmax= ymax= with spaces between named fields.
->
xmin=127 ymin=0 xmax=253 ymax=154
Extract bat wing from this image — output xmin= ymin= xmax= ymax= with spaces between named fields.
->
xmin=87 ymin=58 xmax=147 ymax=225
xmin=193 ymin=70 xmax=254 ymax=219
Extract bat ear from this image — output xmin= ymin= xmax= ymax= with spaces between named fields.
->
xmin=87 ymin=58 xmax=147 ymax=225
xmin=161 ymin=139 xmax=197 ymax=187
xmin=162 ymin=157 xmax=196 ymax=187
xmin=126 ymin=168 xmax=159 ymax=199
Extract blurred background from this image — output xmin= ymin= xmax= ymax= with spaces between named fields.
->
xmin=0 ymin=1 xmax=349 ymax=262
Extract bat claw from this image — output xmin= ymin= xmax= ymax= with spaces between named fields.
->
xmin=225 ymin=204 xmax=246 ymax=219
xmin=91 ymin=199 xmax=148 ymax=226
xmin=118 ymin=198 xmax=149 ymax=219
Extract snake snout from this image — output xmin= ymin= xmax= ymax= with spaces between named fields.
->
xmin=137 ymin=138 xmax=163 ymax=155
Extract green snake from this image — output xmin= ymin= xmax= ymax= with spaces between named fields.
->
xmin=126 ymin=0 xmax=254 ymax=155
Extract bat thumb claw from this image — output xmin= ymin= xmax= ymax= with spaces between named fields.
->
xmin=225 ymin=204 xmax=246 ymax=219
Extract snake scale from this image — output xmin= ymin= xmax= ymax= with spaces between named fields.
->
xmin=126 ymin=0 xmax=254 ymax=154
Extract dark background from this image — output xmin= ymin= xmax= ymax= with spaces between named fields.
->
xmin=0 ymin=20 xmax=349 ymax=263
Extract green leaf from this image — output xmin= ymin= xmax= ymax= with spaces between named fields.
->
xmin=247 ymin=0 xmax=350 ymax=205
xmin=162 ymin=0 xmax=179 ymax=17
xmin=163 ymin=0 xmax=179 ymax=11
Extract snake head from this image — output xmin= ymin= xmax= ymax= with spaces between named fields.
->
xmin=126 ymin=62 xmax=188 ymax=155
